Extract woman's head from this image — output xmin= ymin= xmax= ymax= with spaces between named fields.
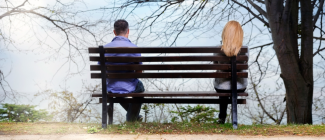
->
xmin=221 ymin=21 xmax=243 ymax=56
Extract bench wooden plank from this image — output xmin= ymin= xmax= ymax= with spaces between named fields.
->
xmin=88 ymin=47 xmax=248 ymax=53
xmin=89 ymin=55 xmax=248 ymax=62
xmin=90 ymin=64 xmax=248 ymax=71
xmin=91 ymin=72 xmax=248 ymax=78
xmin=99 ymin=98 xmax=246 ymax=104
xmin=91 ymin=92 xmax=248 ymax=97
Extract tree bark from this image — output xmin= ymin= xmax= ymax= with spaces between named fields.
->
xmin=265 ymin=0 xmax=313 ymax=124
xmin=299 ymin=0 xmax=313 ymax=124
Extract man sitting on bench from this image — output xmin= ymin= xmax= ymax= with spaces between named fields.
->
xmin=101 ymin=19 xmax=145 ymax=122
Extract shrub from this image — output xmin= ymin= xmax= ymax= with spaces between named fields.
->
xmin=170 ymin=105 xmax=219 ymax=123
xmin=0 ymin=104 xmax=52 ymax=122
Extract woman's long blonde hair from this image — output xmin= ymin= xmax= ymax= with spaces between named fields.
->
xmin=221 ymin=21 xmax=243 ymax=56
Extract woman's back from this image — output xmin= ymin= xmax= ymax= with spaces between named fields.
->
xmin=213 ymin=47 xmax=248 ymax=91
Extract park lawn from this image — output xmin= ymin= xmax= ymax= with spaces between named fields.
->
xmin=0 ymin=122 xmax=324 ymax=136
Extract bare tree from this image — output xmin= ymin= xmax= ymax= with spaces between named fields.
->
xmin=34 ymin=83 xmax=101 ymax=123
xmin=0 ymin=68 xmax=19 ymax=102
xmin=0 ymin=0 xmax=111 ymax=102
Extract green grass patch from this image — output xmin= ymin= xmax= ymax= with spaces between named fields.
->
xmin=101 ymin=122 xmax=325 ymax=136
xmin=0 ymin=122 xmax=324 ymax=136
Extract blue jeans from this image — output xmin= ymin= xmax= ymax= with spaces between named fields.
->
xmin=119 ymin=80 xmax=145 ymax=122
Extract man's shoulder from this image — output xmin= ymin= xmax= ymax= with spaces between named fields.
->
xmin=103 ymin=38 xmax=140 ymax=57
xmin=104 ymin=42 xmax=137 ymax=47
xmin=104 ymin=37 xmax=137 ymax=47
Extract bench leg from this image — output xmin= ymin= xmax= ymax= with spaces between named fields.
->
xmin=108 ymin=102 xmax=114 ymax=125
xmin=231 ymin=56 xmax=238 ymax=129
xmin=102 ymin=99 xmax=107 ymax=129
xmin=232 ymin=97 xmax=238 ymax=129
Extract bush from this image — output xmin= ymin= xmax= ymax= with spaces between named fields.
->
xmin=0 ymin=104 xmax=52 ymax=122
xmin=87 ymin=126 xmax=100 ymax=134
xmin=170 ymin=105 xmax=219 ymax=123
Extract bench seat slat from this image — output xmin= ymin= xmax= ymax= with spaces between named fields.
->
xmin=91 ymin=72 xmax=248 ymax=78
xmin=99 ymin=98 xmax=246 ymax=104
xmin=90 ymin=64 xmax=248 ymax=71
xmin=89 ymin=55 xmax=248 ymax=62
xmin=92 ymin=92 xmax=248 ymax=97
xmin=88 ymin=47 xmax=248 ymax=54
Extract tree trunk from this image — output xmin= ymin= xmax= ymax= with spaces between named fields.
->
xmin=299 ymin=0 xmax=313 ymax=124
xmin=265 ymin=0 xmax=313 ymax=124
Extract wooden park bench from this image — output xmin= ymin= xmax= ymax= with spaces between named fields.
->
xmin=88 ymin=46 xmax=248 ymax=129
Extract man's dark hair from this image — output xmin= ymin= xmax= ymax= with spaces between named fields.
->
xmin=114 ymin=19 xmax=129 ymax=35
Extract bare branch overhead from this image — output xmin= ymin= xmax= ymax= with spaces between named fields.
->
xmin=313 ymin=0 xmax=324 ymax=26
xmin=314 ymin=36 xmax=325 ymax=40
xmin=255 ymin=0 xmax=265 ymax=4
xmin=314 ymin=47 xmax=325 ymax=56
xmin=250 ymin=42 xmax=273 ymax=50
xmin=0 ymin=0 xmax=29 ymax=19
xmin=232 ymin=0 xmax=269 ymax=27
xmin=247 ymin=0 xmax=267 ymax=18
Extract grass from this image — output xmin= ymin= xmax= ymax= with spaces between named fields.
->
xmin=0 ymin=122 xmax=92 ymax=135
xmin=0 ymin=122 xmax=324 ymax=136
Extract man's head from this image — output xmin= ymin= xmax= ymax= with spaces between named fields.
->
xmin=114 ymin=19 xmax=129 ymax=38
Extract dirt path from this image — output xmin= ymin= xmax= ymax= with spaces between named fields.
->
xmin=0 ymin=134 xmax=324 ymax=140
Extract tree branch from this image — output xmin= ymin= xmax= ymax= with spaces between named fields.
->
xmin=315 ymin=25 xmax=325 ymax=34
xmin=255 ymin=0 xmax=265 ymax=4
xmin=313 ymin=0 xmax=324 ymax=26
xmin=170 ymin=0 xmax=208 ymax=46
xmin=314 ymin=8 xmax=324 ymax=57
xmin=313 ymin=47 xmax=325 ymax=56
xmin=232 ymin=0 xmax=269 ymax=27
xmin=73 ymin=99 xmax=93 ymax=122
xmin=252 ymin=83 xmax=278 ymax=122
xmin=242 ymin=15 xmax=257 ymax=26
xmin=278 ymin=108 xmax=286 ymax=124
xmin=247 ymin=0 xmax=267 ymax=18
xmin=250 ymin=42 xmax=273 ymax=50
xmin=314 ymin=36 xmax=325 ymax=40
xmin=0 ymin=0 xmax=28 ymax=19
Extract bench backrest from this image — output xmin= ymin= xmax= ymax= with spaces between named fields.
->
xmin=89 ymin=46 xmax=248 ymax=79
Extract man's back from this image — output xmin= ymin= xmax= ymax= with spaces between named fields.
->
xmin=104 ymin=36 xmax=141 ymax=94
